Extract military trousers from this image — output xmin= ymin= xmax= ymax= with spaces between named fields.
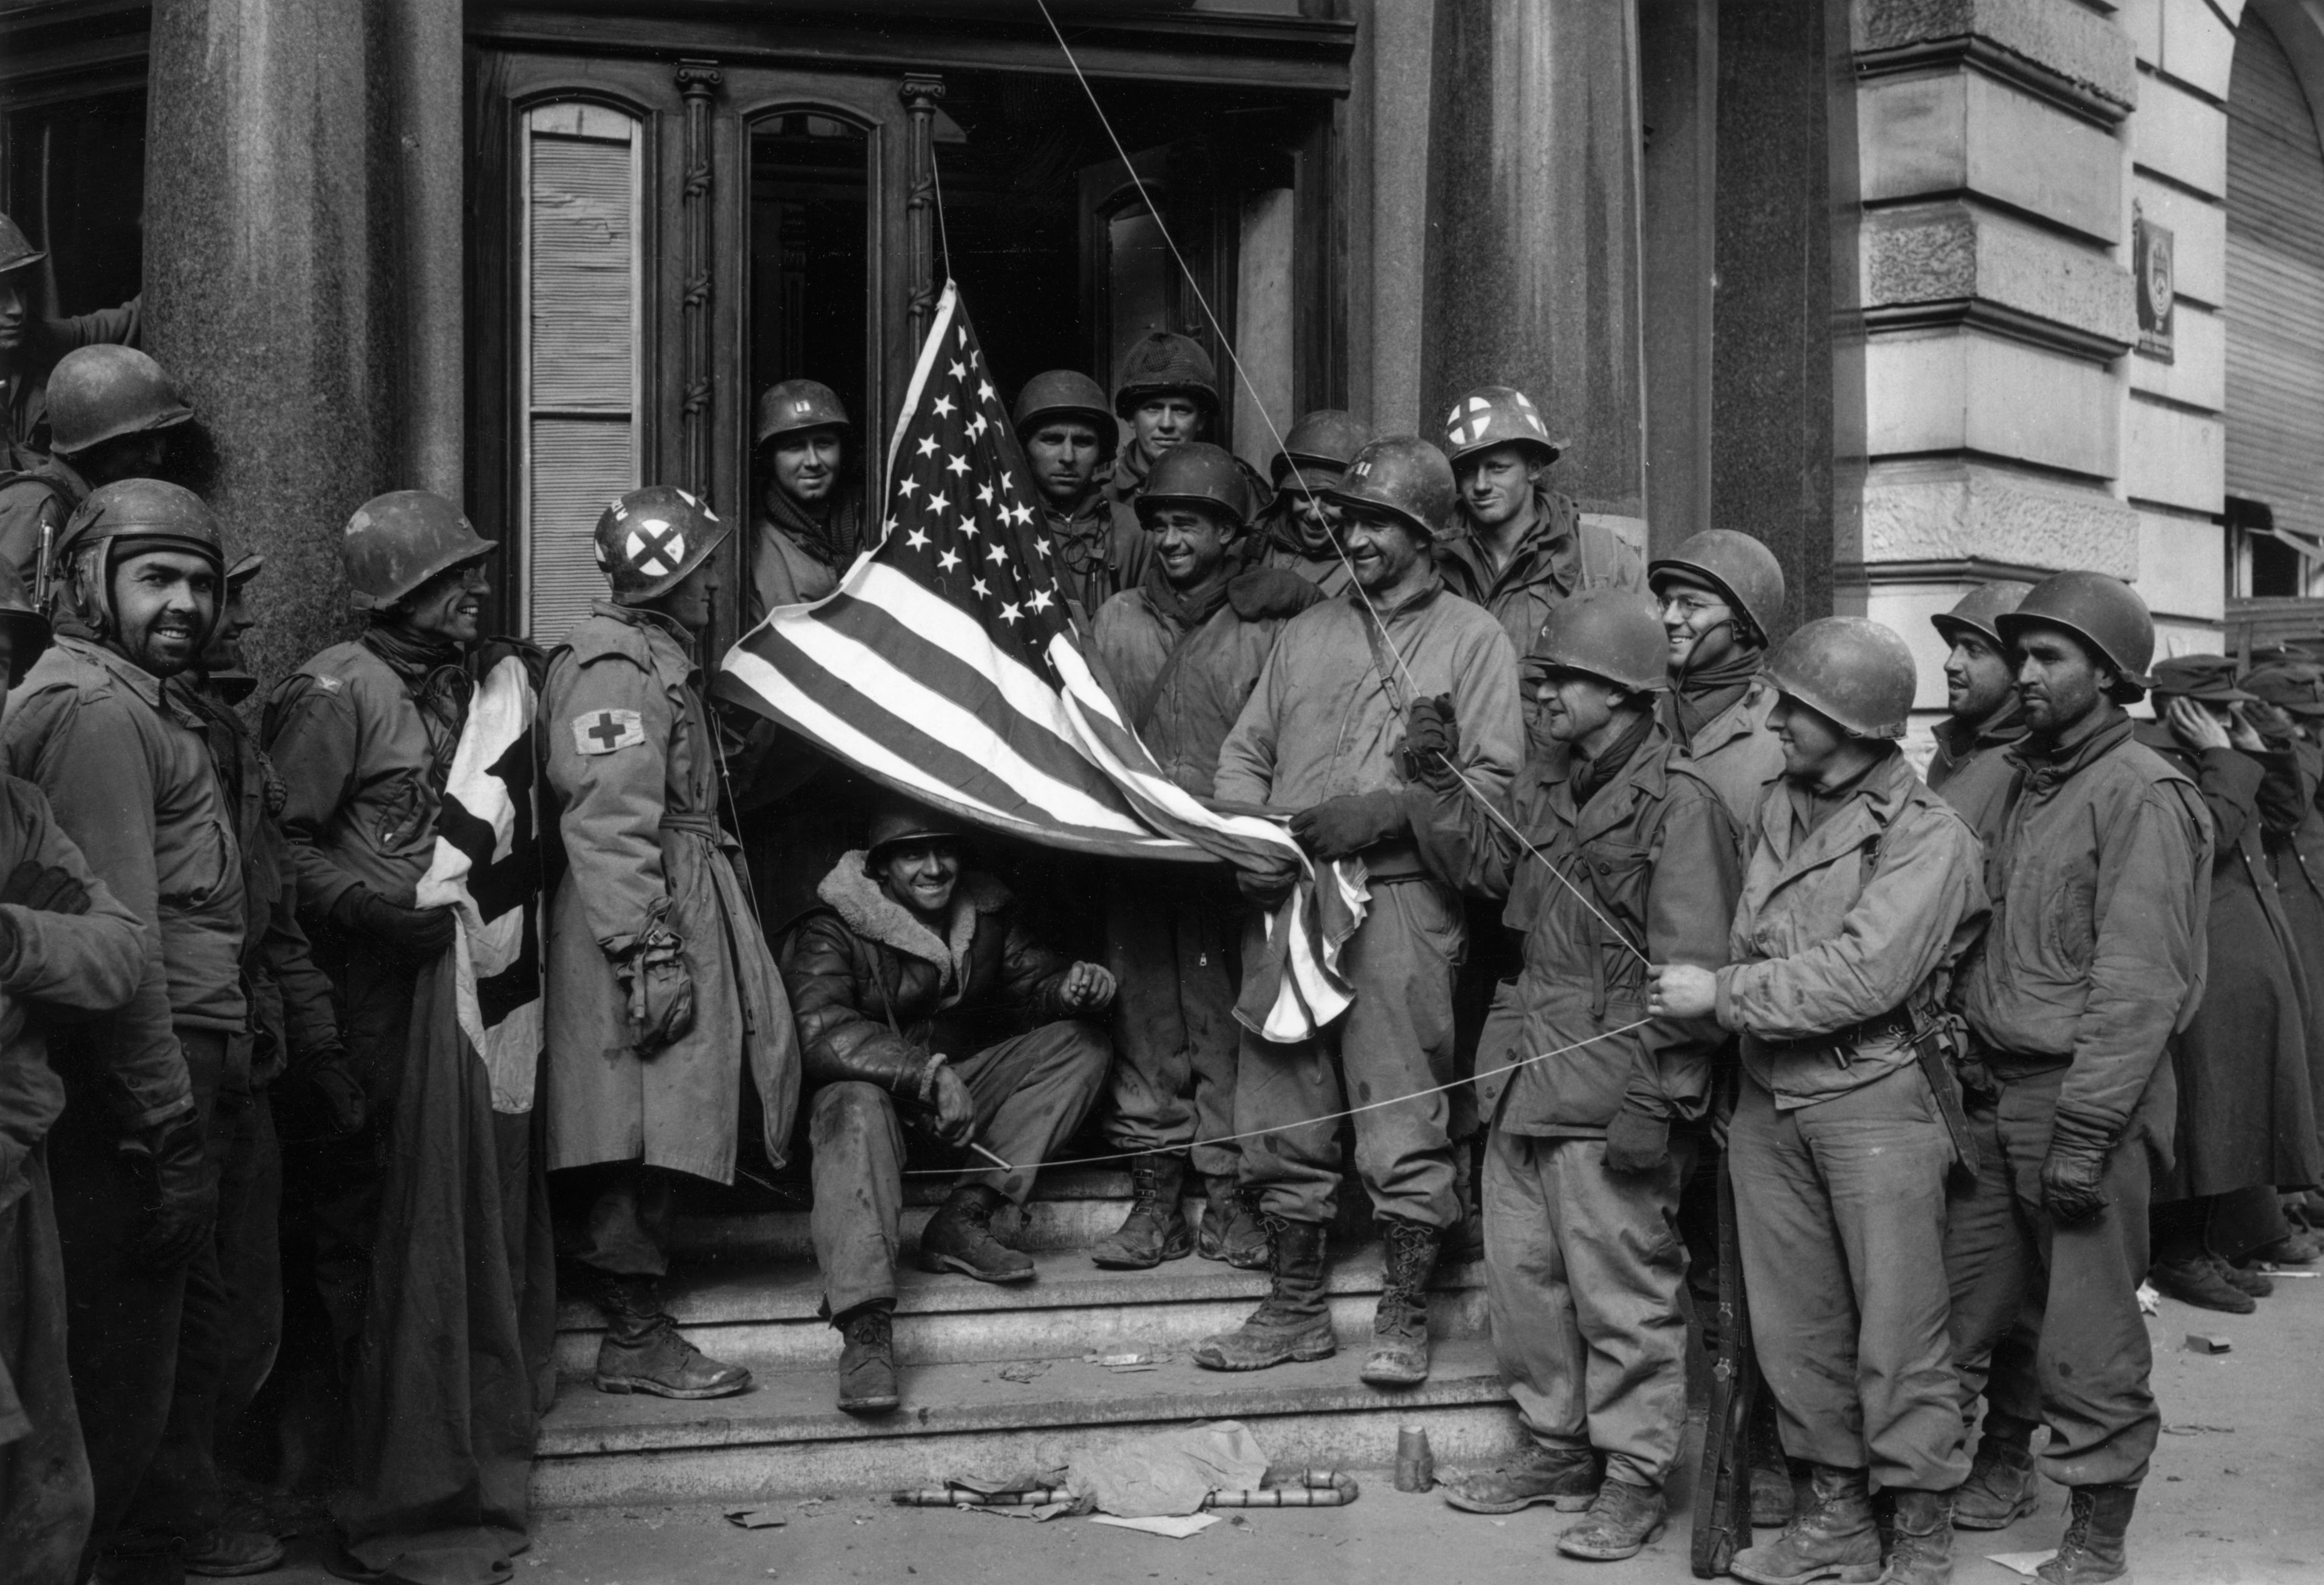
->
xmin=1102 ymin=870 xmax=1240 ymax=1181
xmin=1947 ymin=1100 xmax=2045 ymax=1431
xmin=1483 ymin=1129 xmax=1695 ymax=1491
xmin=1235 ymin=877 xmax=1464 ymax=1229
xmin=0 ymin=1145 xmax=92 ymax=1585
xmin=809 ymin=1020 xmax=1110 ymax=1318
xmin=1731 ymin=1064 xmax=1968 ymax=1492
xmin=1943 ymin=1064 xmax=2158 ymax=1488
xmin=50 ymin=1027 xmax=225 ymax=1571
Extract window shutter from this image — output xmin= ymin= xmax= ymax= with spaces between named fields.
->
xmin=2227 ymin=16 xmax=2324 ymax=563
xmin=522 ymin=105 xmax=640 ymax=643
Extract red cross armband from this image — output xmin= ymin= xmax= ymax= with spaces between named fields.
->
xmin=573 ymin=708 xmax=646 ymax=755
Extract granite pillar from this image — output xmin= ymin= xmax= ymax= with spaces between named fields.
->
xmin=1420 ymin=0 xmax=1648 ymax=542
xmin=1710 ymin=0 xmax=1857 ymax=639
xmin=143 ymin=0 xmax=465 ymax=691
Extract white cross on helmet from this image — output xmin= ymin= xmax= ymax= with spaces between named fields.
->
xmin=626 ymin=519 xmax=685 ymax=575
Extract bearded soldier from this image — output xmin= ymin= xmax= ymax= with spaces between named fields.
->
xmin=543 ymin=486 xmax=799 ymax=1400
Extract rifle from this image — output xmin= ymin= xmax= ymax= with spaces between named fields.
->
xmin=1691 ymin=1147 xmax=1756 ymax=1578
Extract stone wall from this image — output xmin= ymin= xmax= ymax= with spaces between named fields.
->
xmin=1842 ymin=0 xmax=2242 ymax=748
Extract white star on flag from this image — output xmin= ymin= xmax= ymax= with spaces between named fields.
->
xmin=916 ymin=434 xmax=939 ymax=458
xmin=932 ymin=394 xmax=956 ymax=418
xmin=999 ymin=602 xmax=1021 ymax=625
xmin=905 ymin=528 xmax=929 ymax=551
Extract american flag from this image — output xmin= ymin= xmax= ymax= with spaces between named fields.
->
xmin=717 ymin=283 xmax=1193 ymax=857
xmin=718 ymin=281 xmax=1357 ymax=1034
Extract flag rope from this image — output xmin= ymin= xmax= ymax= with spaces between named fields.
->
xmin=1033 ymin=0 xmax=1651 ymax=968
xmin=891 ymin=1017 xmax=1655 ymax=1176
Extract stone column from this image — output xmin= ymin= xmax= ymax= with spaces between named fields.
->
xmin=1421 ymin=0 xmax=1648 ymax=547
xmin=142 ymin=0 xmax=465 ymax=690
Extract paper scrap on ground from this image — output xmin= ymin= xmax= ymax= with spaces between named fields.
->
xmin=1089 ymin=1514 xmax=1219 ymax=1539
xmin=2163 ymin=1423 xmax=2236 ymax=1436
xmin=998 ymin=1360 xmax=1050 ymax=1384
xmin=1067 ymin=1421 xmax=1272 ymax=1517
xmin=969 ymin=1502 xmax=1072 ymax=1523
xmin=1987 ymin=1551 xmax=2058 ymax=1577
xmin=2136 ymin=1281 xmax=2158 ymax=1315
xmin=723 ymin=1509 xmax=787 ymax=1529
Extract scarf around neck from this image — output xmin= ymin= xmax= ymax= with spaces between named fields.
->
xmin=1672 ymin=645 xmax=1764 ymax=742
xmin=762 ymin=478 xmax=866 ymax=571
xmin=1572 ymin=709 xmax=1655 ymax=810
xmin=361 ymin=622 xmax=471 ymax=791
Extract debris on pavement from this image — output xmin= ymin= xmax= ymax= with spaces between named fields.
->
xmin=997 ymin=1360 xmax=1050 ymax=1384
xmin=1089 ymin=1513 xmax=1218 ymax=1539
xmin=1065 ymin=1421 xmax=1271 ymax=1517
xmin=723 ymin=1509 xmax=789 ymax=1529
xmin=2162 ymin=1423 xmax=2237 ymax=1436
xmin=1987 ymin=1551 xmax=2059 ymax=1577
xmin=2185 ymin=1333 xmax=2234 ymax=1354
xmin=2136 ymin=1281 xmax=2159 ymax=1315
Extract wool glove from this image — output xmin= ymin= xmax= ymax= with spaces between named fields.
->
xmin=1289 ymin=789 xmax=1410 ymax=861
xmin=1398 ymin=695 xmax=1463 ymax=793
xmin=331 ymin=886 xmax=458 ymax=961
xmin=1602 ymin=1106 xmax=1671 ymax=1175
xmin=2040 ymin=1112 xmax=2115 ymax=1225
xmin=0 ymin=859 xmax=90 ymax=915
xmin=123 ymin=1107 xmax=215 ymax=1269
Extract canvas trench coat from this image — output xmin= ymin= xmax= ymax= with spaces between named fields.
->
xmin=543 ymin=601 xmax=798 ymax=1184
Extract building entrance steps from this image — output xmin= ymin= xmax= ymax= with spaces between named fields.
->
xmin=538 ymin=1165 xmax=1524 ymax=1506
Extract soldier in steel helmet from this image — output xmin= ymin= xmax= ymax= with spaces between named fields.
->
xmin=1198 ymin=435 xmax=1522 ymax=1388
xmin=1412 ymin=591 xmax=1740 ymax=1562
xmin=0 ymin=210 xmax=144 ymax=466
xmin=1083 ymin=441 xmax=1325 ymax=1274
xmin=1436 ymin=385 xmax=1642 ymax=664
xmin=1013 ymin=369 xmax=1144 ymax=625
xmin=750 ymin=378 xmax=866 ymax=615
xmin=1926 ymin=581 xmax=2037 ymax=836
xmin=1646 ymin=530 xmax=1788 ymax=827
xmin=262 ymin=491 xmax=494 ymax=1384
xmin=1944 ymin=574 xmax=2211 ymax=1585
xmin=0 ymin=345 xmax=196 ymax=611
xmin=0 ymin=552 xmax=147 ymax=1585
xmin=1651 ymin=617 xmax=1987 ymax=1585
xmin=1256 ymin=409 xmax=1370 ymax=598
xmin=541 ymin=486 xmax=800 ymax=1401
xmin=1 ymin=479 xmax=276 ymax=1576
xmin=777 ymin=797 xmax=1115 ymax=1415
xmin=1104 ymin=331 xmax=1222 ymax=551
xmin=2132 ymin=656 xmax=2315 ymax=1311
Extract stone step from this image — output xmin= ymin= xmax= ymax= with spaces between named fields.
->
xmin=555 ymin=1245 xmax=1490 ymax=1378
xmin=533 ymin=1338 xmax=1524 ymax=1507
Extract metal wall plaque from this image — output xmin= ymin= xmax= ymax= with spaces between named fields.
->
xmin=2136 ymin=203 xmax=2175 ymax=362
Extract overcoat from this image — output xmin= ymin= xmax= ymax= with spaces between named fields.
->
xmin=542 ymin=602 xmax=798 ymax=1183
xmin=2139 ymin=724 xmax=2323 ymax=1197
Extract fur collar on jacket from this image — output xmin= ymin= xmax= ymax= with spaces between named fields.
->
xmin=816 ymin=853 xmax=1012 ymax=1005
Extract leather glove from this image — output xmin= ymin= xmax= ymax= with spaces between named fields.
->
xmin=0 ymin=859 xmax=89 ymax=915
xmin=1397 ymin=694 xmax=1463 ymax=792
xmin=331 ymin=887 xmax=458 ymax=961
xmin=122 ymin=1109 xmax=215 ymax=1269
xmin=1602 ymin=1106 xmax=1671 ymax=1175
xmin=1289 ymin=789 xmax=1410 ymax=861
xmin=2040 ymin=1113 xmax=2115 ymax=1225
xmin=619 ymin=922 xmax=696 ymax=1055
xmin=1235 ymin=858 xmax=1299 ymax=908
xmin=292 ymin=1043 xmax=370 ymax=1138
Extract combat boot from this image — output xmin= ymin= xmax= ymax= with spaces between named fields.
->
xmin=1441 ymin=1444 xmax=1598 ymax=1514
xmin=1555 ymin=1477 xmax=1666 ymax=1560
xmin=593 ymin=1276 xmax=753 ymax=1399
xmin=919 ymin=1184 xmax=1035 ymax=1283
xmin=1362 ymin=1215 xmax=1442 ymax=1385
xmin=1728 ymin=1463 xmax=1883 ymax=1585
xmin=1197 ymin=1176 xmax=1271 ymax=1269
xmin=1953 ymin=1412 xmax=2039 ymax=1530
xmin=1191 ymin=1215 xmax=1335 ymax=1370
xmin=834 ymin=1299 xmax=898 ymax=1415
xmin=1874 ymin=1488 xmax=1955 ymax=1585
xmin=2218 ymin=1259 xmax=2273 ymax=1298
xmin=2036 ymin=1485 xmax=2135 ymax=1584
xmin=1089 ymin=1152 xmax=1193 ymax=1269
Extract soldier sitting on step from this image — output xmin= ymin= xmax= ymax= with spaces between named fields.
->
xmin=777 ymin=800 xmax=1115 ymax=1416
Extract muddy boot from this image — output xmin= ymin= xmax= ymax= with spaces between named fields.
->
xmin=2148 ymin=1254 xmax=2254 ymax=1313
xmin=834 ymin=1299 xmax=898 ymax=1416
xmin=1751 ymin=1389 xmax=1797 ymax=1528
xmin=1875 ymin=1489 xmax=1954 ymax=1584
xmin=2036 ymin=1485 xmax=2136 ymax=1584
xmin=1729 ymin=1463 xmax=1882 ymax=1585
xmin=1191 ymin=1215 xmax=1335 ymax=1370
xmin=1089 ymin=1152 xmax=1192 ymax=1269
xmin=2219 ymin=1259 xmax=2273 ymax=1298
xmin=919 ymin=1184 xmax=1035 ymax=1283
xmin=594 ymin=1276 xmax=753 ymax=1399
xmin=1362 ymin=1216 xmax=1441 ymax=1386
xmin=183 ymin=1530 xmax=289 ymax=1577
xmin=1197 ymin=1177 xmax=1271 ymax=1269
xmin=1953 ymin=1412 xmax=2039 ymax=1530
xmin=1440 ymin=1445 xmax=1597 ymax=1514
xmin=2255 ymin=1227 xmax=2321 ymax=1264
xmin=1555 ymin=1477 xmax=1666 ymax=1561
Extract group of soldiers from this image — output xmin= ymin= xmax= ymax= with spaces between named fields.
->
xmin=0 ymin=196 xmax=2315 ymax=1585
